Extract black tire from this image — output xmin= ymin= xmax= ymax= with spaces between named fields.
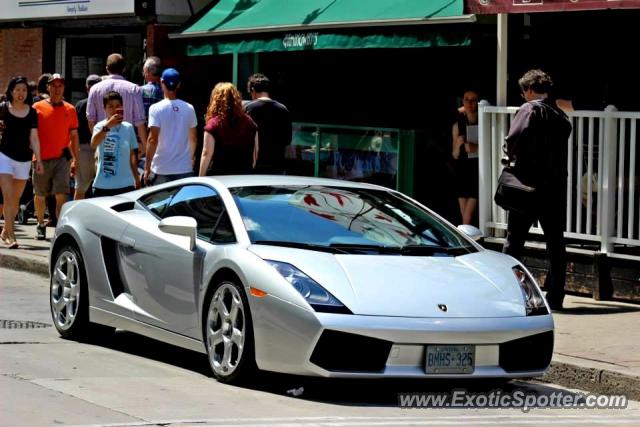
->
xmin=204 ymin=278 xmax=257 ymax=384
xmin=50 ymin=244 xmax=114 ymax=340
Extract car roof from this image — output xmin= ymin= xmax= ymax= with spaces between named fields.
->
xmin=179 ymin=175 xmax=392 ymax=191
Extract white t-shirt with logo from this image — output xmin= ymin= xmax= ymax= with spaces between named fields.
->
xmin=148 ymin=98 xmax=197 ymax=175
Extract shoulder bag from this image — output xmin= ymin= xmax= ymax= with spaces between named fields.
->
xmin=494 ymin=167 xmax=536 ymax=215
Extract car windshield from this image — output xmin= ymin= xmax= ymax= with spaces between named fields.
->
xmin=230 ymin=185 xmax=476 ymax=256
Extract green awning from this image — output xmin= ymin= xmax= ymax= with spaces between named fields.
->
xmin=173 ymin=0 xmax=474 ymax=55
xmin=185 ymin=29 xmax=471 ymax=56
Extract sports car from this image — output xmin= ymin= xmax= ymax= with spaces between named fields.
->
xmin=49 ymin=175 xmax=553 ymax=383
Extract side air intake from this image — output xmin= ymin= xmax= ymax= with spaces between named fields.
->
xmin=100 ymin=237 xmax=126 ymax=298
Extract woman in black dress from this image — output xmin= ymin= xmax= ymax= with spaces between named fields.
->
xmin=451 ymin=90 xmax=479 ymax=225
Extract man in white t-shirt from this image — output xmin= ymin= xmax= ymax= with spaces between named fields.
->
xmin=144 ymin=68 xmax=198 ymax=185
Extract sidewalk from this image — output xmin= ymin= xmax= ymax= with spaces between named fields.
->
xmin=0 ymin=222 xmax=51 ymax=276
xmin=1 ymin=221 xmax=639 ymax=399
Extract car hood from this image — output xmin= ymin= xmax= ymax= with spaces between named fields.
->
xmin=249 ymin=246 xmax=527 ymax=318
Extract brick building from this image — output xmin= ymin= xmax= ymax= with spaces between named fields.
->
xmin=0 ymin=0 xmax=210 ymax=102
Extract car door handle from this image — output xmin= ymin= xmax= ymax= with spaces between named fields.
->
xmin=119 ymin=236 xmax=136 ymax=248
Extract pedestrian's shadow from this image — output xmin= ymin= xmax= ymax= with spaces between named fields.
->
xmin=87 ymin=331 xmax=584 ymax=408
xmin=6 ymin=242 xmax=50 ymax=252
xmin=12 ymin=228 xmax=51 ymax=250
xmin=558 ymin=301 xmax=640 ymax=315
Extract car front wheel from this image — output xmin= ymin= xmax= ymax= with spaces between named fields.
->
xmin=204 ymin=279 xmax=256 ymax=383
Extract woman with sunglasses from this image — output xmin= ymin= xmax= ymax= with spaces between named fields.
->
xmin=0 ymin=76 xmax=44 ymax=248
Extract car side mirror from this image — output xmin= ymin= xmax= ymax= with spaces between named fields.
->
xmin=457 ymin=224 xmax=484 ymax=242
xmin=158 ymin=216 xmax=197 ymax=251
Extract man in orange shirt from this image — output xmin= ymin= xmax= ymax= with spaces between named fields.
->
xmin=32 ymin=73 xmax=79 ymax=240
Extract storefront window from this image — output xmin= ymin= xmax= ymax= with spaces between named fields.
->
xmin=290 ymin=123 xmax=399 ymax=190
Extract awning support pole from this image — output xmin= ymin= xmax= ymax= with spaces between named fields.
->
xmin=497 ymin=13 xmax=508 ymax=106
xmin=232 ymin=52 xmax=239 ymax=86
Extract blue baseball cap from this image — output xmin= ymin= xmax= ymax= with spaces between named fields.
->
xmin=161 ymin=68 xmax=180 ymax=90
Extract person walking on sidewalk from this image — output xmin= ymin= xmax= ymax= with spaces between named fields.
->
xmin=86 ymin=54 xmax=147 ymax=154
xmin=0 ymin=76 xmax=44 ymax=248
xmin=32 ymin=73 xmax=79 ymax=241
xmin=144 ymin=68 xmax=197 ymax=185
xmin=199 ymin=82 xmax=258 ymax=176
xmin=502 ymin=69 xmax=572 ymax=310
xmin=244 ymin=73 xmax=291 ymax=174
xmin=74 ymin=74 xmax=102 ymax=200
xmin=90 ymin=91 xmax=140 ymax=197
xmin=140 ymin=56 xmax=163 ymax=124
xmin=33 ymin=73 xmax=51 ymax=103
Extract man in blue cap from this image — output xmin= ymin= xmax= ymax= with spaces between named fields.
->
xmin=144 ymin=68 xmax=197 ymax=185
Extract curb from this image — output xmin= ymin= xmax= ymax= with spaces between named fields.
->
xmin=541 ymin=361 xmax=640 ymax=400
xmin=0 ymin=252 xmax=49 ymax=277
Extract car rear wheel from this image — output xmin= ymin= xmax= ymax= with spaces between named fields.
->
xmin=205 ymin=279 xmax=256 ymax=383
xmin=50 ymin=244 xmax=114 ymax=340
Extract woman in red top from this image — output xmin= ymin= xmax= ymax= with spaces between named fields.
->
xmin=199 ymin=82 xmax=258 ymax=176
xmin=0 ymin=76 xmax=44 ymax=248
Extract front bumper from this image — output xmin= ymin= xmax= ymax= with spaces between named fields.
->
xmin=251 ymin=294 xmax=554 ymax=378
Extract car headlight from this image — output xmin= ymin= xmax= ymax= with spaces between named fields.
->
xmin=266 ymin=260 xmax=352 ymax=314
xmin=512 ymin=266 xmax=549 ymax=316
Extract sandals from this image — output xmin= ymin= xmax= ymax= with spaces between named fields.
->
xmin=1 ymin=232 xmax=19 ymax=249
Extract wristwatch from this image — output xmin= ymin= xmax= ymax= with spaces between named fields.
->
xmin=101 ymin=125 xmax=110 ymax=133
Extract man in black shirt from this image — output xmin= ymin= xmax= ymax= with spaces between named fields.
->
xmin=74 ymin=74 xmax=102 ymax=199
xmin=244 ymin=73 xmax=292 ymax=174
xmin=502 ymin=69 xmax=572 ymax=311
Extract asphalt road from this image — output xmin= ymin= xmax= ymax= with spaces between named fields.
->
xmin=1 ymin=267 xmax=639 ymax=427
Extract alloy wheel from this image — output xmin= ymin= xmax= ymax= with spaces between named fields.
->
xmin=206 ymin=282 xmax=246 ymax=377
xmin=51 ymin=250 xmax=81 ymax=331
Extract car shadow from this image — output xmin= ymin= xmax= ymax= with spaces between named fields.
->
xmin=87 ymin=330 xmax=583 ymax=408
xmin=245 ymin=373 xmax=584 ymax=408
xmin=92 ymin=330 xmax=212 ymax=376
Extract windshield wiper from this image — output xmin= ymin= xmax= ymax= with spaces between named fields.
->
xmin=253 ymin=240 xmax=349 ymax=254
xmin=328 ymin=243 xmax=401 ymax=254
xmin=399 ymin=245 xmax=471 ymax=256
xmin=253 ymin=241 xmax=471 ymax=256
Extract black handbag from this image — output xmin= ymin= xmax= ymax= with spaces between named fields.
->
xmin=494 ymin=167 xmax=536 ymax=214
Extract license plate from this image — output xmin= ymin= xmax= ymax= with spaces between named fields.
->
xmin=425 ymin=345 xmax=475 ymax=374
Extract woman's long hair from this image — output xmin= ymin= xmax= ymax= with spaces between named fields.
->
xmin=205 ymin=82 xmax=244 ymax=125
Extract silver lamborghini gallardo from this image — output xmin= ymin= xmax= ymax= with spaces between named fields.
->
xmin=49 ymin=175 xmax=553 ymax=383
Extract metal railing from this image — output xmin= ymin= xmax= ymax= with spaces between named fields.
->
xmin=478 ymin=101 xmax=640 ymax=260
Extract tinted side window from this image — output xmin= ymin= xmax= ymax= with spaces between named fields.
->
xmin=139 ymin=188 xmax=180 ymax=217
xmin=163 ymin=185 xmax=234 ymax=242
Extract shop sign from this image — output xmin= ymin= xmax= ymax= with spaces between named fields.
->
xmin=467 ymin=0 xmax=640 ymax=13
xmin=0 ymin=0 xmax=135 ymax=21
xmin=282 ymin=33 xmax=319 ymax=49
